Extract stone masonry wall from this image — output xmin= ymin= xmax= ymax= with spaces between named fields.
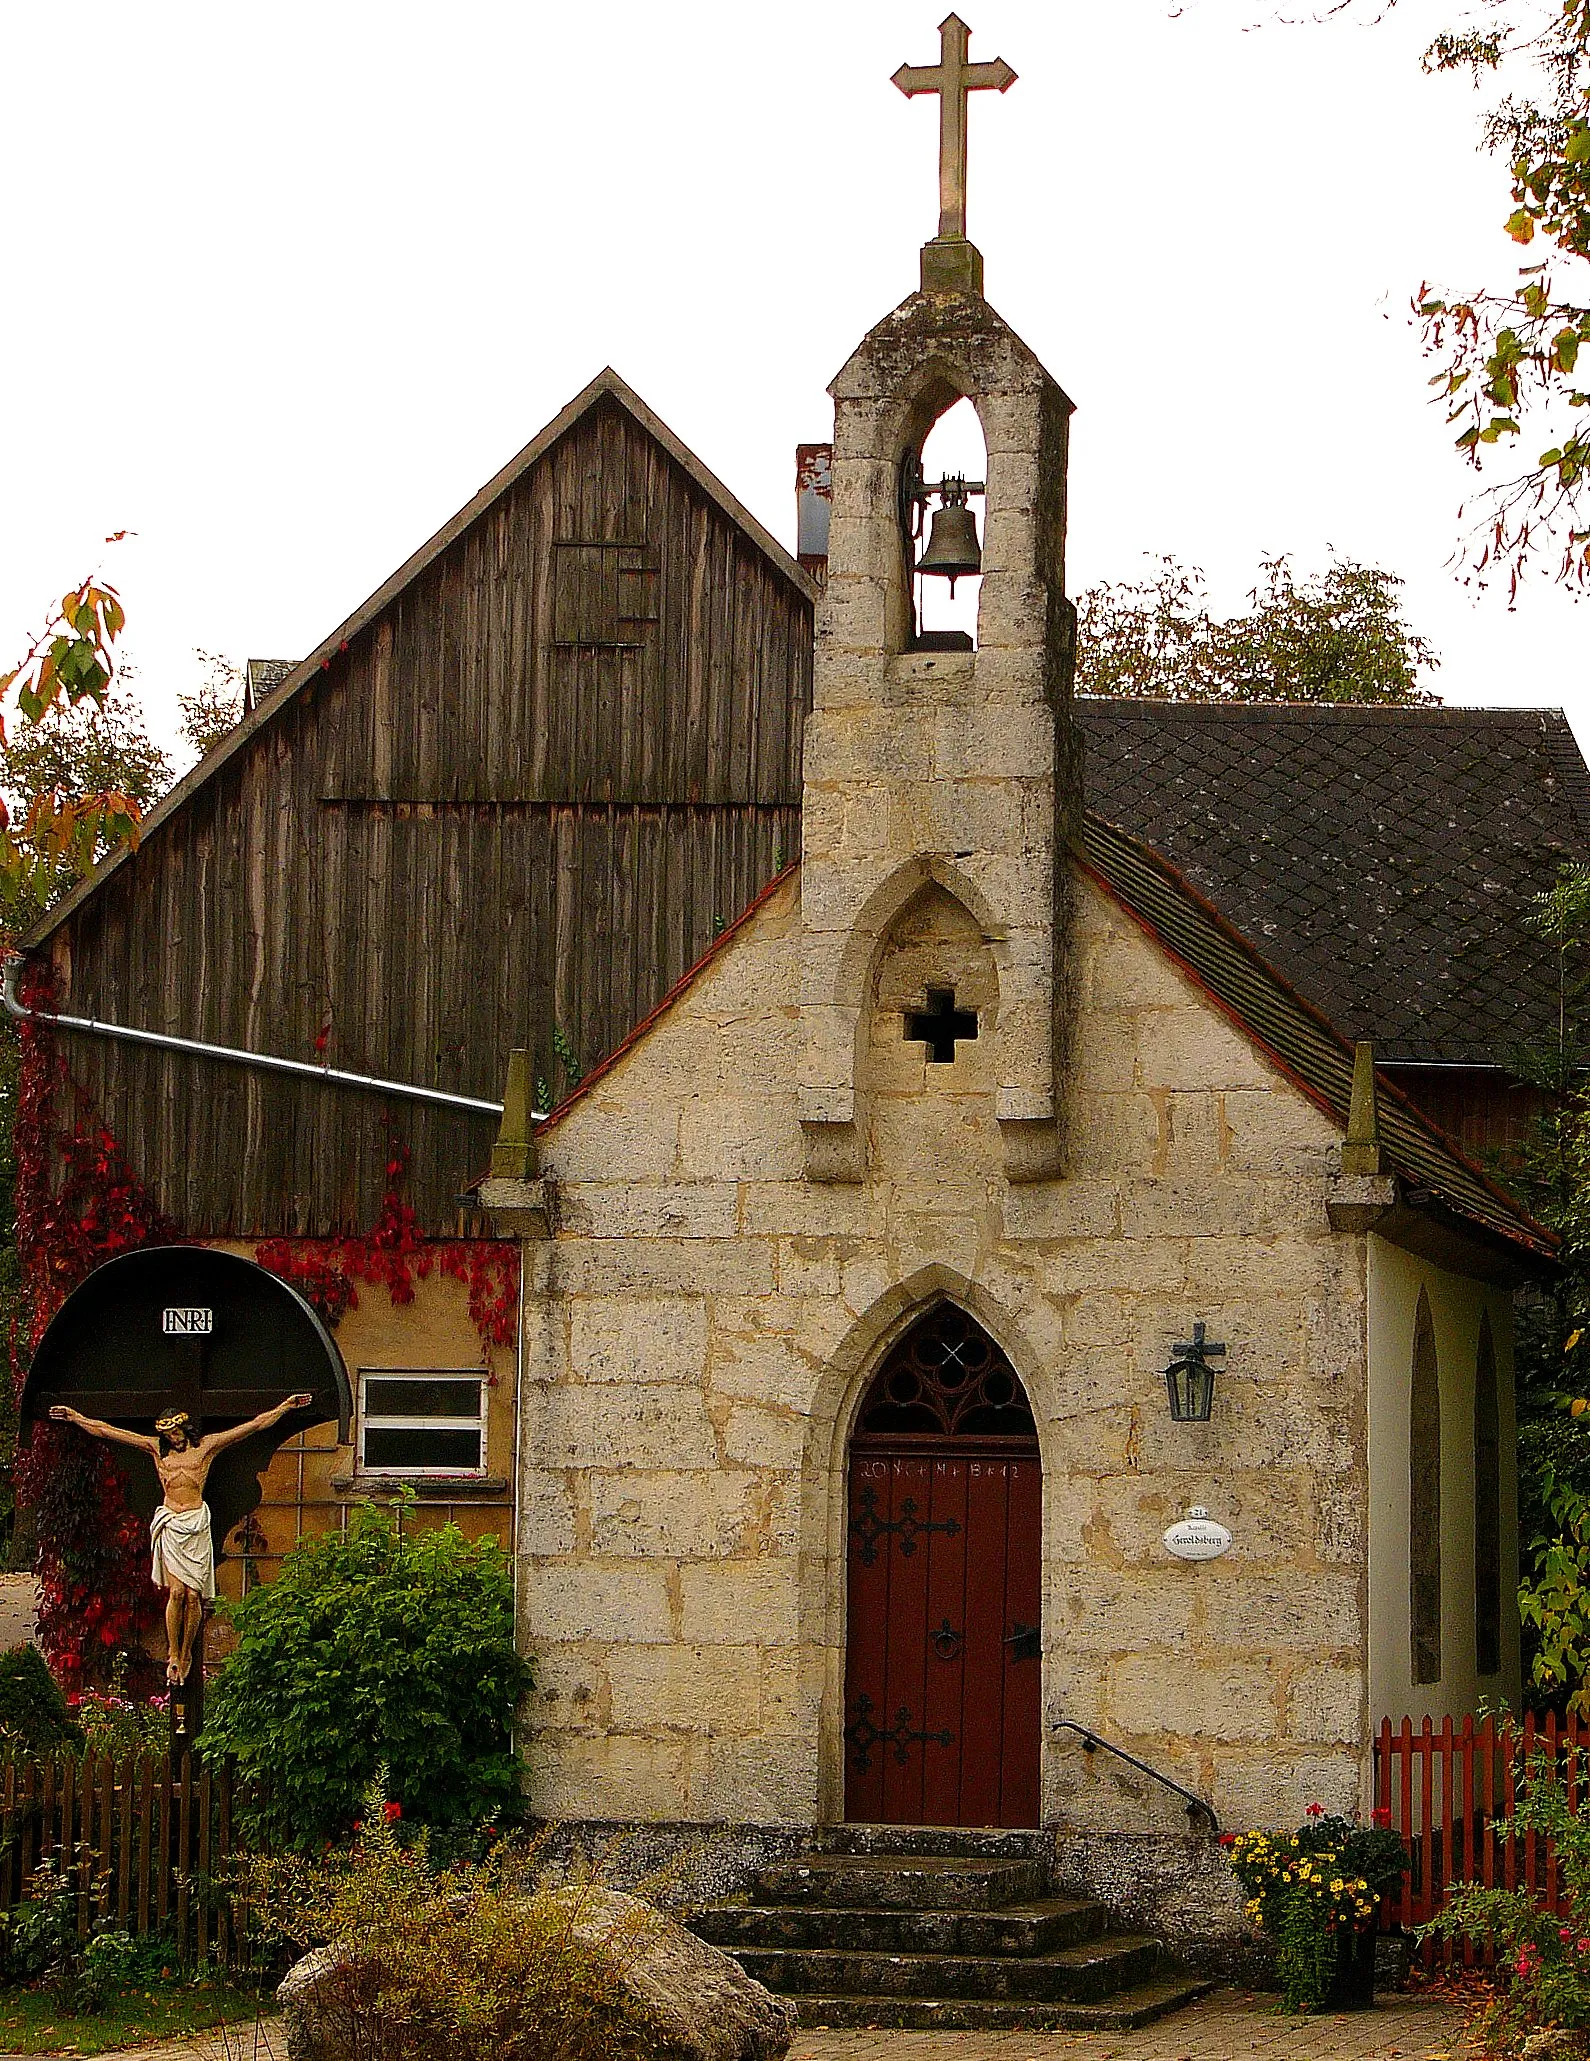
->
xmin=513 ymin=862 xmax=1368 ymax=1834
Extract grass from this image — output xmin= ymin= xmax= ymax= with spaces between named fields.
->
xmin=0 ymin=1973 xmax=274 ymax=2054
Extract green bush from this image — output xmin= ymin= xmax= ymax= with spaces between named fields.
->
xmin=0 ymin=1644 xmax=82 ymax=1754
xmin=0 ymin=1855 xmax=139 ymax=2009
xmin=201 ymin=1500 xmax=531 ymax=1850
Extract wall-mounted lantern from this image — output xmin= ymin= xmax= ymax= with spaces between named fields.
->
xmin=1164 ymin=1321 xmax=1226 ymax=1423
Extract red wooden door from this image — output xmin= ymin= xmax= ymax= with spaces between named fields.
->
xmin=843 ymin=1306 xmax=1042 ymax=1829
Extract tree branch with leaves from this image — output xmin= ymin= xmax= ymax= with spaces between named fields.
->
xmin=0 ymin=567 xmax=147 ymax=943
xmin=1415 ymin=0 xmax=1590 ymax=587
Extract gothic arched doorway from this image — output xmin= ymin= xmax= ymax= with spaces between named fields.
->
xmin=843 ymin=1302 xmax=1041 ymax=1827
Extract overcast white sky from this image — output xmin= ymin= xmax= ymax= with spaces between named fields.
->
xmin=2 ymin=0 xmax=1584 ymax=761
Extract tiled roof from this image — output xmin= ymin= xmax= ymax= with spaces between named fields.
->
xmin=1080 ymin=814 xmax=1555 ymax=1263
xmin=1076 ymin=701 xmax=1590 ymax=1065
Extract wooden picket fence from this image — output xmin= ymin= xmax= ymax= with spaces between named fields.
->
xmin=0 ymin=1749 xmax=246 ymax=1963
xmin=1375 ymin=1712 xmax=1590 ymax=1960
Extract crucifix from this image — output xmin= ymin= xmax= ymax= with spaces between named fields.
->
xmin=22 ymin=1244 xmax=349 ymax=1756
xmin=893 ymin=14 xmax=1017 ymax=246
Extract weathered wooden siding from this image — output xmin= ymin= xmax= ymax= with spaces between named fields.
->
xmin=43 ymin=393 xmax=811 ymax=1234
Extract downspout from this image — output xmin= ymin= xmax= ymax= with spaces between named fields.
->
xmin=510 ymin=1249 xmax=527 ymax=1760
xmin=2 ymin=956 xmax=546 ymax=1121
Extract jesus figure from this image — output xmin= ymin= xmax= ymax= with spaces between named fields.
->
xmin=48 ymin=1392 xmax=312 ymax=1683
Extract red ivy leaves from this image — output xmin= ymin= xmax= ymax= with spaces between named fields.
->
xmin=22 ymin=1428 xmax=161 ymax=1688
xmin=255 ymin=1150 xmax=518 ymax=1355
xmin=12 ymin=979 xmax=518 ymax=1687
xmin=11 ymin=966 xmax=170 ymax=1683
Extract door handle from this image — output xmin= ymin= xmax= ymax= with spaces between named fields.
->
xmin=1005 ymin=1621 xmax=1040 ymax=1662
xmin=932 ymin=1618 xmax=964 ymax=1660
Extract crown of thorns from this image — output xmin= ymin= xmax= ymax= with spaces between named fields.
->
xmin=155 ymin=1410 xmax=194 ymax=1439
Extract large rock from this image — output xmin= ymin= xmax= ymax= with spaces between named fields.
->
xmin=277 ymin=1883 xmax=797 ymax=2061
xmin=1521 ymin=2034 xmax=1590 ymax=2061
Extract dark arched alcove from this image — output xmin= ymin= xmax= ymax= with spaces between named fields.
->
xmin=20 ymin=1246 xmax=350 ymax=1559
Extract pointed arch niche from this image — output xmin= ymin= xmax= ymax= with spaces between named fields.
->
xmin=1410 ymin=1289 xmax=1443 ymax=1686
xmin=804 ymin=857 xmax=1005 ymax=1182
xmin=842 ymin=1300 xmax=1042 ymax=1828
xmin=866 ymin=876 xmax=1001 ymax=1156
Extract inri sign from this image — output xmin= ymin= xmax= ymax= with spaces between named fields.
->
xmin=161 ymin=1308 xmax=214 ymax=1337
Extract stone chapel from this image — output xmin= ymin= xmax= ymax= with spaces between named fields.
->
xmin=481 ymin=193 xmax=1548 ymax=1844
xmin=13 ymin=13 xmax=1588 ymax=2001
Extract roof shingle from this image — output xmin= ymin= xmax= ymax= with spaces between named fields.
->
xmin=1077 ymin=700 xmax=1590 ymax=1065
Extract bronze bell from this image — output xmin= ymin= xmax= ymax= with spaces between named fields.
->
xmin=916 ymin=479 xmax=982 ymax=594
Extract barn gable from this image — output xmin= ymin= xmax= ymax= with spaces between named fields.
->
xmin=27 ymin=371 xmax=816 ymax=1236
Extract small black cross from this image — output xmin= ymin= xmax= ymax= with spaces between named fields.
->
xmin=1172 ymin=1321 xmax=1226 ymax=1366
xmin=905 ymin=988 xmax=979 ymax=1064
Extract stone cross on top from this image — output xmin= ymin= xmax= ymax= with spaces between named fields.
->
xmin=894 ymin=14 xmax=1016 ymax=295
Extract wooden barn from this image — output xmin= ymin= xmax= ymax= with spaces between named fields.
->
xmin=17 ymin=369 xmax=816 ymax=1584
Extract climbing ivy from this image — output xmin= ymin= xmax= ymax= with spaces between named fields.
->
xmin=10 ymin=987 xmax=518 ymax=1688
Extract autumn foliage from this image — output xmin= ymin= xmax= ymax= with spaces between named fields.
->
xmin=0 ymin=572 xmax=145 ymax=939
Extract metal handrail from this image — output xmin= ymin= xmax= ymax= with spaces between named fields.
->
xmin=1051 ymin=1720 xmax=1220 ymax=1834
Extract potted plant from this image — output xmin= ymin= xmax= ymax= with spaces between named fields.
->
xmin=1225 ymin=1804 xmax=1408 ymax=2012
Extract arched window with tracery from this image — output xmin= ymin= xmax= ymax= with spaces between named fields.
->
xmin=852 ymin=1302 xmax=1035 ymax=1441
xmin=1410 ymin=1288 xmax=1443 ymax=1685
xmin=1474 ymin=1309 xmax=1502 ymax=1679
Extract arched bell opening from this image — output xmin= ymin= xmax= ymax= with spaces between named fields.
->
xmin=842 ymin=1300 xmax=1042 ymax=1828
xmin=901 ymin=396 xmax=989 ymax=654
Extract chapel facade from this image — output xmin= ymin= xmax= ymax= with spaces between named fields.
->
xmin=479 ymin=258 xmax=1546 ymax=1879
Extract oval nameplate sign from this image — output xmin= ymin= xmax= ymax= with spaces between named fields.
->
xmin=1163 ymin=1506 xmax=1232 ymax=1561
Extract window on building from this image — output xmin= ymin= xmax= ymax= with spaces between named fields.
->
xmin=551 ymin=542 xmax=659 ymax=647
xmin=358 ymin=1370 xmax=486 ymax=1475
xmin=1475 ymin=1310 xmax=1502 ymax=1678
xmin=1410 ymin=1289 xmax=1443 ymax=1685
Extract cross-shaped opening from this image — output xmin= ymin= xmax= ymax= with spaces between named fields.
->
xmin=905 ymin=988 xmax=979 ymax=1064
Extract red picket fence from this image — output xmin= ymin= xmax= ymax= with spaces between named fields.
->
xmin=1375 ymin=1713 xmax=1590 ymax=1961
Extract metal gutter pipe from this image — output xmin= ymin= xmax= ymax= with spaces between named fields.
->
xmin=1 ymin=955 xmax=543 ymax=1120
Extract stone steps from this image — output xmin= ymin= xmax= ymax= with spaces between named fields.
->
xmin=693 ymin=1892 xmax=1106 ymax=1957
xmin=752 ymin=1853 xmax=1049 ymax=1910
xmin=809 ymin=1823 xmax=1054 ymax=1861
xmin=687 ymin=1824 xmax=1211 ymax=2032
xmin=787 ymin=1978 xmax=1217 ymax=2032
xmin=730 ymin=1932 xmax=1165 ymax=2002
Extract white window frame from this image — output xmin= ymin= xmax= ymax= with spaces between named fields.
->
xmin=356 ymin=1367 xmax=488 ymax=1478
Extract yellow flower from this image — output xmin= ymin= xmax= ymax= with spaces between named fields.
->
xmin=1331 ymin=1879 xmax=1343 ymax=1893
